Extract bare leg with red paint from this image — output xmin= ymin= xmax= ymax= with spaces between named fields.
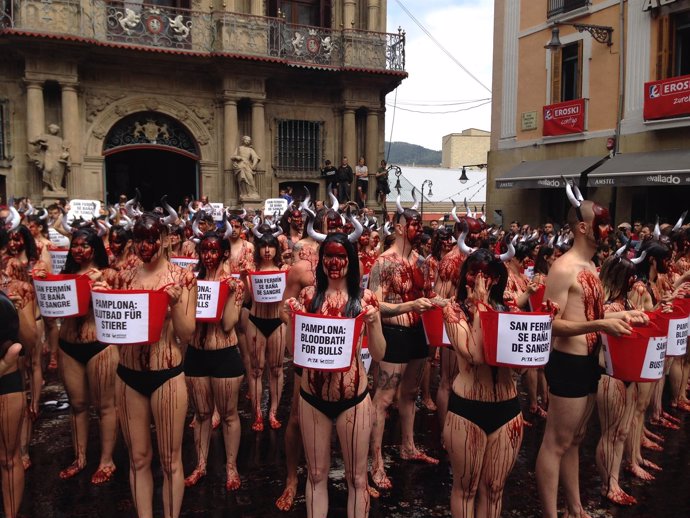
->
xmin=276 ymin=372 xmax=302 ymax=511
xmin=212 ymin=376 xmax=243 ymax=490
xmin=0 ymin=390 xmax=26 ymax=518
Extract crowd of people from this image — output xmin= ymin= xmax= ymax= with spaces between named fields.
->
xmin=0 ymin=185 xmax=689 ymax=518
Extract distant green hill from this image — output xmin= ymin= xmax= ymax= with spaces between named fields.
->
xmin=384 ymin=141 xmax=441 ymax=166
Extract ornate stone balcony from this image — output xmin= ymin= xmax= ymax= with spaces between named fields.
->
xmin=0 ymin=0 xmax=406 ymax=73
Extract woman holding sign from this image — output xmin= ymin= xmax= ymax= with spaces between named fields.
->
xmin=242 ymin=231 xmax=288 ymax=431
xmin=96 ymin=211 xmax=196 ymax=518
xmin=284 ymin=231 xmax=385 ymax=518
xmin=184 ymin=230 xmax=245 ymax=490
xmin=442 ymin=248 xmax=523 ymax=518
xmin=51 ymin=227 xmax=119 ymax=484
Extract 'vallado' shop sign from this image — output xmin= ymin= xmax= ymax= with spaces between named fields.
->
xmin=293 ymin=311 xmax=365 ymax=371
xmin=249 ymin=271 xmax=286 ymax=303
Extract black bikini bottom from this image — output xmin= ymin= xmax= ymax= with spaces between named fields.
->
xmin=300 ymin=388 xmax=369 ymax=420
xmin=117 ymin=363 xmax=184 ymax=398
xmin=381 ymin=324 xmax=428 ymax=364
xmin=59 ymin=339 xmax=110 ymax=367
xmin=545 ymin=349 xmax=600 ymax=398
xmin=448 ymin=392 xmax=520 ymax=435
xmin=0 ymin=370 xmax=23 ymax=396
xmin=248 ymin=314 xmax=283 ymax=338
xmin=184 ymin=346 xmax=244 ymax=379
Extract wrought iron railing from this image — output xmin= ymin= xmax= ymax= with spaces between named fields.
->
xmin=0 ymin=0 xmax=405 ymax=72
xmin=547 ymin=0 xmax=590 ymax=19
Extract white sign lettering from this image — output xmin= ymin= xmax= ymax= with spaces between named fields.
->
xmin=70 ymin=199 xmax=101 ymax=219
xmin=250 ymin=271 xmax=286 ymax=303
xmin=640 ymin=336 xmax=667 ymax=380
xmin=210 ymin=203 xmax=224 ymax=222
xmin=293 ymin=312 xmax=362 ymax=371
xmin=170 ymin=256 xmax=198 ymax=270
xmin=33 ymin=277 xmax=83 ymax=317
xmin=196 ymin=280 xmax=226 ymax=321
xmin=495 ymin=313 xmax=552 ymax=367
xmin=92 ymin=292 xmax=150 ymax=344
xmin=49 ymin=249 xmax=69 ymax=273
xmin=48 ymin=228 xmax=70 ymax=248
xmin=264 ymin=198 xmax=289 ymax=217
xmin=666 ymin=318 xmax=688 ymax=356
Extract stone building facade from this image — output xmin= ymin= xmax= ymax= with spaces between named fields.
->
xmin=441 ymin=128 xmax=490 ymax=169
xmin=0 ymin=0 xmax=406 ymax=209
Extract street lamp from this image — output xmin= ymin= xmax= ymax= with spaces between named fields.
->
xmin=420 ymin=179 xmax=433 ymax=221
xmin=544 ymin=23 xmax=614 ymax=50
xmin=458 ymin=167 xmax=469 ymax=184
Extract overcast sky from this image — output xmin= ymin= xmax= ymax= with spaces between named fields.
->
xmin=385 ymin=0 xmax=494 ymax=151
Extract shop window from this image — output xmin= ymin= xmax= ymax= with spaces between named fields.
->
xmin=657 ymin=12 xmax=690 ymax=79
xmin=268 ymin=0 xmax=331 ymax=27
xmin=276 ymin=120 xmax=323 ymax=171
xmin=550 ymin=41 xmax=583 ymax=103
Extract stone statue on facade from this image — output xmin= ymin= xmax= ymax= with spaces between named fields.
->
xmin=28 ymin=123 xmax=70 ymax=195
xmin=231 ymin=135 xmax=261 ymax=201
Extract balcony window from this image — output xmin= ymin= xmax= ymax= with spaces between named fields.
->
xmin=550 ymin=42 xmax=583 ymax=103
xmin=656 ymin=12 xmax=690 ymax=78
xmin=268 ymin=0 xmax=331 ymax=28
xmin=276 ymin=120 xmax=324 ymax=172
xmin=547 ymin=0 xmax=590 ymax=19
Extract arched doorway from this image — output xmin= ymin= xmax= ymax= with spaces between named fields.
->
xmin=103 ymin=112 xmax=199 ymax=208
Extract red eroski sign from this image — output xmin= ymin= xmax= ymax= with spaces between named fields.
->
xmin=543 ymin=99 xmax=586 ymax=136
xmin=644 ymin=74 xmax=690 ymax=121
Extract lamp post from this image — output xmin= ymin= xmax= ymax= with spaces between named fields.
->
xmin=544 ymin=23 xmax=614 ymax=50
xmin=420 ymin=179 xmax=433 ymax=222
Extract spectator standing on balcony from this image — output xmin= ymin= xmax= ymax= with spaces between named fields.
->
xmin=355 ymin=157 xmax=369 ymax=209
xmin=336 ymin=156 xmax=353 ymax=203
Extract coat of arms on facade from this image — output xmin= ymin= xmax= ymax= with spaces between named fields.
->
xmin=133 ymin=119 xmax=170 ymax=144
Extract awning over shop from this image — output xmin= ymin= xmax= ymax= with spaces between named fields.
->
xmin=587 ymin=149 xmax=690 ymax=187
xmin=495 ymin=155 xmax=607 ymax=189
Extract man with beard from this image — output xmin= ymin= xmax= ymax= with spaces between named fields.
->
xmin=224 ymin=214 xmax=255 ymax=276
xmin=536 ymin=184 xmax=647 ymax=518
xmin=278 ymin=206 xmax=304 ymax=260
xmin=368 ymin=197 xmax=439 ymax=490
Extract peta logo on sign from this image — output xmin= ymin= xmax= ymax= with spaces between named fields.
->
xmin=649 ymin=85 xmax=661 ymax=99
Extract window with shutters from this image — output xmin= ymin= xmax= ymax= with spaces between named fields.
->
xmin=657 ymin=12 xmax=690 ymax=79
xmin=551 ymin=41 xmax=583 ymax=103
xmin=275 ymin=120 xmax=324 ymax=173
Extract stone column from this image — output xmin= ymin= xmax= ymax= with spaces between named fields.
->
xmin=365 ymin=108 xmax=379 ymax=205
xmin=343 ymin=0 xmax=356 ymax=28
xmin=367 ymin=0 xmax=379 ymax=32
xmin=61 ymin=82 xmax=80 ymax=197
xmin=25 ymin=80 xmax=45 ymax=197
xmin=251 ymin=100 xmax=266 ymax=185
xmin=223 ymin=98 xmax=238 ymax=204
xmin=250 ymin=0 xmax=262 ymax=16
xmin=379 ymin=0 xmax=387 ymax=32
xmin=342 ymin=108 xmax=356 ymax=200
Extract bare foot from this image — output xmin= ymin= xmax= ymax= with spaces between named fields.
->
xmin=649 ymin=417 xmax=680 ymax=430
xmin=59 ymin=460 xmax=86 ymax=480
xmin=184 ymin=467 xmax=207 ymax=487
xmin=251 ymin=416 xmax=264 ymax=432
xmin=269 ymin=413 xmax=282 ymax=430
xmin=530 ymin=405 xmax=548 ymax=419
xmin=641 ymin=438 xmax=663 ymax=452
xmin=605 ymin=487 xmax=637 ymax=506
xmin=422 ymin=398 xmax=437 ymax=412
xmin=673 ymin=400 xmax=690 ymax=412
xmin=212 ymin=410 xmax=221 ymax=430
xmin=225 ymin=467 xmax=241 ymax=491
xmin=662 ymin=411 xmax=680 ymax=424
xmin=22 ymin=455 xmax=31 ymax=470
xmin=188 ymin=415 xmax=197 ymax=428
xmin=275 ymin=485 xmax=297 ymax=511
xmin=563 ymin=508 xmax=592 ymax=518
xmin=367 ymin=485 xmax=380 ymax=499
xmin=626 ymin=464 xmax=655 ymax=481
xmin=47 ymin=355 xmax=58 ymax=371
xmin=370 ymin=469 xmax=392 ymax=490
xmin=640 ymin=458 xmax=662 ymax=472
xmin=91 ymin=464 xmax=116 ymax=485
xmin=400 ymin=448 xmax=439 ymax=465
xmin=643 ymin=428 xmax=664 ymax=443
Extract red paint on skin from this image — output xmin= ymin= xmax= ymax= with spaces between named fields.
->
xmin=7 ymin=232 xmax=24 ymax=256
xmin=323 ymin=242 xmax=348 ymax=279
xmin=200 ymin=238 xmax=223 ymax=271
xmin=133 ymin=223 xmax=163 ymax=263
xmin=579 ymin=270 xmax=605 ymax=354
xmin=70 ymin=236 xmax=94 ymax=265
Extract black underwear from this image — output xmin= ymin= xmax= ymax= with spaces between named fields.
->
xmin=300 ymin=388 xmax=369 ymax=420
xmin=59 ymin=339 xmax=110 ymax=367
xmin=116 ymin=363 xmax=184 ymax=398
xmin=184 ymin=346 xmax=245 ymax=379
xmin=0 ymin=370 xmax=23 ymax=396
xmin=248 ymin=314 xmax=284 ymax=338
xmin=448 ymin=392 xmax=521 ymax=435
xmin=545 ymin=349 xmax=600 ymax=398
xmin=381 ymin=324 xmax=429 ymax=364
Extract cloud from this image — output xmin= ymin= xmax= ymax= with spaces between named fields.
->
xmin=385 ymin=0 xmax=494 ymax=151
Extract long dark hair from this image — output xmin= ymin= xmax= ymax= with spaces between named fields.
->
xmin=600 ymin=255 xmax=635 ymax=304
xmin=62 ymin=228 xmax=109 ymax=274
xmin=456 ymin=248 xmax=508 ymax=311
xmin=108 ymin=225 xmax=132 ymax=250
xmin=253 ymin=234 xmax=282 ymax=268
xmin=9 ymin=225 xmax=38 ymax=262
xmin=431 ymin=226 xmax=452 ymax=261
xmin=196 ymin=232 xmax=229 ymax=280
xmin=636 ymin=240 xmax=671 ymax=281
xmin=534 ymin=246 xmax=555 ymax=276
xmin=27 ymin=215 xmax=48 ymax=236
xmin=309 ymin=233 xmax=362 ymax=317
xmin=0 ymin=292 xmax=19 ymax=346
